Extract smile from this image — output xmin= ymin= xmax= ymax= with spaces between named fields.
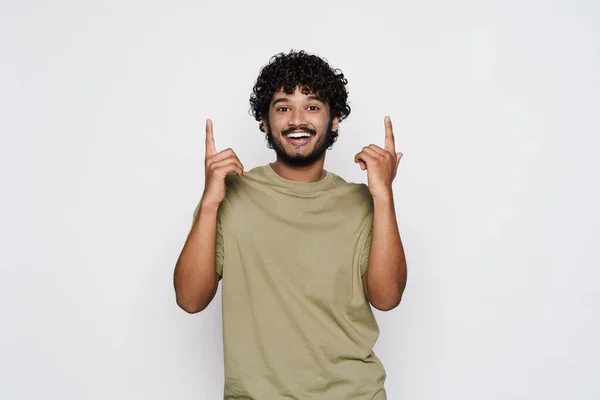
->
xmin=286 ymin=132 xmax=312 ymax=139
xmin=283 ymin=130 xmax=314 ymax=138
xmin=281 ymin=130 xmax=314 ymax=147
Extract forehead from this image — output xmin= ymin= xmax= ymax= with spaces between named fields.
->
xmin=270 ymin=87 xmax=324 ymax=104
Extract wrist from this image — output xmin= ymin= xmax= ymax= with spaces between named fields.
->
xmin=370 ymin=187 xmax=394 ymax=204
xmin=199 ymin=198 xmax=220 ymax=213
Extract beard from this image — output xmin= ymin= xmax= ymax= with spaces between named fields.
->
xmin=265 ymin=119 xmax=337 ymax=167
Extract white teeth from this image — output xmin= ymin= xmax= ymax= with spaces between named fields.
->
xmin=287 ymin=132 xmax=311 ymax=139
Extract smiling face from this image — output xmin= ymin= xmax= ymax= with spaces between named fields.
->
xmin=263 ymin=87 xmax=339 ymax=167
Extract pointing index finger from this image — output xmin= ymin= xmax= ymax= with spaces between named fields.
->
xmin=384 ymin=116 xmax=396 ymax=153
xmin=205 ymin=119 xmax=217 ymax=158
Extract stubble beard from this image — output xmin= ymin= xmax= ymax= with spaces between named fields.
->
xmin=266 ymin=119 xmax=335 ymax=167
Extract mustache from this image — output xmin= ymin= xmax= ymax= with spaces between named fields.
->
xmin=282 ymin=126 xmax=317 ymax=136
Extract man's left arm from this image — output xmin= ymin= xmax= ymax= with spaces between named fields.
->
xmin=355 ymin=116 xmax=408 ymax=311
xmin=363 ymin=193 xmax=407 ymax=311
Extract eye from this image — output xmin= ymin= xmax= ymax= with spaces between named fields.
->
xmin=308 ymin=105 xmax=320 ymax=111
xmin=276 ymin=106 xmax=289 ymax=112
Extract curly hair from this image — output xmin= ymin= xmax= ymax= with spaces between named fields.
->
xmin=249 ymin=50 xmax=351 ymax=136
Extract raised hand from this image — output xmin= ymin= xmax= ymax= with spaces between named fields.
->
xmin=201 ymin=119 xmax=244 ymax=208
xmin=354 ymin=116 xmax=403 ymax=199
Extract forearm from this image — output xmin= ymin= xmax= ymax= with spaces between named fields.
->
xmin=366 ymin=192 xmax=407 ymax=311
xmin=173 ymin=202 xmax=220 ymax=313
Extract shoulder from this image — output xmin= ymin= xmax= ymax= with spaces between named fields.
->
xmin=326 ymin=172 xmax=374 ymax=212
xmin=353 ymin=183 xmax=374 ymax=213
xmin=328 ymin=171 xmax=372 ymax=199
xmin=224 ymin=165 xmax=269 ymax=190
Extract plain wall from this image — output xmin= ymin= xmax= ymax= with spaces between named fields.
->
xmin=1 ymin=0 xmax=599 ymax=399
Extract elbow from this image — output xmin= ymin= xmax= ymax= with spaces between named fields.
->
xmin=366 ymin=273 xmax=407 ymax=311
xmin=176 ymin=298 xmax=207 ymax=314
xmin=369 ymin=294 xmax=402 ymax=312
xmin=175 ymin=294 xmax=210 ymax=314
xmin=173 ymin=270 xmax=219 ymax=314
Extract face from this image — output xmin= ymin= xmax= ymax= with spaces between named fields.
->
xmin=263 ymin=87 xmax=339 ymax=167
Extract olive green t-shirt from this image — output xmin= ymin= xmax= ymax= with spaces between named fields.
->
xmin=193 ymin=164 xmax=387 ymax=399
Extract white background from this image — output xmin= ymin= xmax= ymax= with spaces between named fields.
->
xmin=1 ymin=0 xmax=599 ymax=399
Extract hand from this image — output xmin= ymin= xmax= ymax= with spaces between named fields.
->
xmin=200 ymin=119 xmax=244 ymax=208
xmin=354 ymin=116 xmax=403 ymax=199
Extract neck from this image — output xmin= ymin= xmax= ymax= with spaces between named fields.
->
xmin=270 ymin=157 xmax=327 ymax=183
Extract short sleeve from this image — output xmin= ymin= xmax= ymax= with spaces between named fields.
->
xmin=358 ymin=184 xmax=374 ymax=276
xmin=359 ymin=227 xmax=373 ymax=275
xmin=192 ymin=202 xmax=225 ymax=278
xmin=215 ymin=210 xmax=224 ymax=277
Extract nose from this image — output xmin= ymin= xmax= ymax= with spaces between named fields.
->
xmin=288 ymin=107 xmax=307 ymax=127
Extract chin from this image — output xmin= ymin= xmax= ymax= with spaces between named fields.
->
xmin=285 ymin=145 xmax=312 ymax=155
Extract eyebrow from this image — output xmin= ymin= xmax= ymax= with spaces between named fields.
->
xmin=271 ymin=95 xmax=324 ymax=107
xmin=271 ymin=98 xmax=289 ymax=106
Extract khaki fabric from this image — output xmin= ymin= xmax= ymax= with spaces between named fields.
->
xmin=193 ymin=164 xmax=386 ymax=399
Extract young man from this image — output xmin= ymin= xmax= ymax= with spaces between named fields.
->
xmin=174 ymin=50 xmax=407 ymax=399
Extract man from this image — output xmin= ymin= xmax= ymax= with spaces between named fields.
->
xmin=174 ymin=50 xmax=407 ymax=399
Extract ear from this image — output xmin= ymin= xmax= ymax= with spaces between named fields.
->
xmin=331 ymin=116 xmax=340 ymax=132
xmin=261 ymin=118 xmax=269 ymax=133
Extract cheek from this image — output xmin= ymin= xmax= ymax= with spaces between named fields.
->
xmin=313 ymin=115 xmax=331 ymax=133
xmin=267 ymin=116 xmax=285 ymax=134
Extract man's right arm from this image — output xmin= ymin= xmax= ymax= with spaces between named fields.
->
xmin=173 ymin=119 xmax=243 ymax=313
xmin=173 ymin=202 xmax=221 ymax=313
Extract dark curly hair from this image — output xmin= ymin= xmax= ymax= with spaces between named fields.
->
xmin=249 ymin=50 xmax=351 ymax=143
